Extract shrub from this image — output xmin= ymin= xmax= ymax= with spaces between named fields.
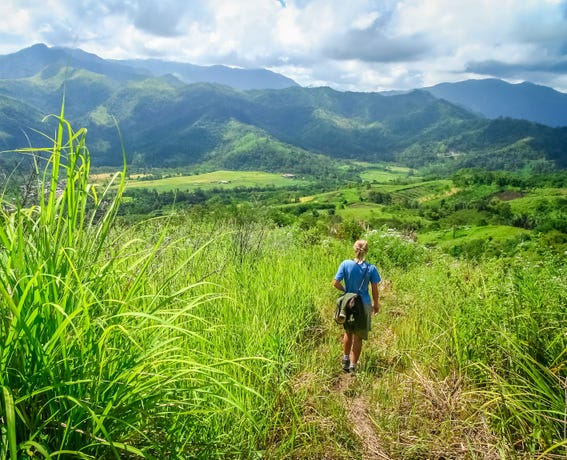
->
xmin=366 ymin=229 xmax=430 ymax=271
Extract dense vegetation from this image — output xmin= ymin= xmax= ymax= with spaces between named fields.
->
xmin=1 ymin=113 xmax=566 ymax=459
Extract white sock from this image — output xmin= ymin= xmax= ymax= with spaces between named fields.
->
xmin=343 ymin=355 xmax=349 ymax=360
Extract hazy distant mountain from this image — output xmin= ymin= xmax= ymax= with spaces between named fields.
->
xmin=0 ymin=43 xmax=297 ymax=91
xmin=77 ymin=83 xmax=567 ymax=172
xmin=0 ymin=45 xmax=566 ymax=174
xmin=0 ymin=44 xmax=144 ymax=82
xmin=425 ymin=79 xmax=567 ymax=128
xmin=0 ymin=94 xmax=55 ymax=171
xmin=116 ymin=58 xmax=298 ymax=90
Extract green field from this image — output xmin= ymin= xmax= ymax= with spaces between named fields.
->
xmin=359 ymin=165 xmax=417 ymax=182
xmin=507 ymin=187 xmax=567 ymax=213
xmin=418 ymin=224 xmax=530 ymax=246
xmin=336 ymin=202 xmax=396 ymax=220
xmin=382 ymin=180 xmax=454 ymax=199
xmin=301 ymin=187 xmax=361 ymax=204
xmin=124 ymin=170 xmax=311 ymax=192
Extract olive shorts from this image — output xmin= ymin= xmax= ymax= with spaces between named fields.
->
xmin=344 ymin=303 xmax=372 ymax=340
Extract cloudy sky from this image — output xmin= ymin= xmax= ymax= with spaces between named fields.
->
xmin=1 ymin=0 xmax=567 ymax=92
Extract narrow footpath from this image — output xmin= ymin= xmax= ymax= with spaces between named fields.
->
xmin=334 ymin=373 xmax=391 ymax=459
xmin=295 ymin=280 xmax=396 ymax=459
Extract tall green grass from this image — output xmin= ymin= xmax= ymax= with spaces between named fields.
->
xmin=0 ymin=111 xmax=342 ymax=458
xmin=0 ymin=113 xmax=301 ymax=458
xmin=368 ymin=233 xmax=567 ymax=457
xmin=132 ymin=213 xmax=336 ymax=455
xmin=2 ymin=110 xmax=565 ymax=458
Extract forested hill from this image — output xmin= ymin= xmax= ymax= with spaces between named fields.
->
xmin=0 ymin=44 xmax=566 ymax=175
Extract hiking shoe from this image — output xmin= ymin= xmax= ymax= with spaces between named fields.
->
xmin=341 ymin=356 xmax=350 ymax=372
xmin=349 ymin=364 xmax=357 ymax=374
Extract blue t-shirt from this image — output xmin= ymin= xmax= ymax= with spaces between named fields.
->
xmin=334 ymin=259 xmax=381 ymax=305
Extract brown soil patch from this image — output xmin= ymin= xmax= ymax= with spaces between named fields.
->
xmin=494 ymin=190 xmax=523 ymax=201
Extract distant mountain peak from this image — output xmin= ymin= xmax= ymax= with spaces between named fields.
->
xmin=424 ymin=78 xmax=567 ymax=127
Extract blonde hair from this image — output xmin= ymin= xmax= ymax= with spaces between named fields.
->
xmin=353 ymin=239 xmax=368 ymax=262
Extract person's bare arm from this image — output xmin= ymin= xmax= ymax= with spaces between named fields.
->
xmin=371 ymin=282 xmax=380 ymax=314
xmin=332 ymin=279 xmax=345 ymax=292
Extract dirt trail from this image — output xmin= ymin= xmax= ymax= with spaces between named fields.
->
xmin=334 ymin=373 xmax=391 ymax=460
xmin=296 ymin=281 xmax=395 ymax=459
xmin=333 ymin=282 xmax=391 ymax=460
xmin=329 ymin=279 xmax=395 ymax=459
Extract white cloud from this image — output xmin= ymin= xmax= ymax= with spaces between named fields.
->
xmin=0 ymin=0 xmax=566 ymax=92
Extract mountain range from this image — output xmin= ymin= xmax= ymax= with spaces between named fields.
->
xmin=0 ymin=43 xmax=566 ymax=175
xmin=0 ymin=43 xmax=297 ymax=90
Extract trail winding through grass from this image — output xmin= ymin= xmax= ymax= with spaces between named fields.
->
xmin=334 ymin=374 xmax=391 ymax=459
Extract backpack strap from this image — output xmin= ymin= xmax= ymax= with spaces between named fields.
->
xmin=356 ymin=263 xmax=369 ymax=294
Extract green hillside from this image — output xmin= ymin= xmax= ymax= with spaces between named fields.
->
xmin=0 ymin=95 xmax=47 ymax=170
xmin=1 ymin=57 xmax=566 ymax=174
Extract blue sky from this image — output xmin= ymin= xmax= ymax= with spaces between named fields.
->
xmin=1 ymin=0 xmax=567 ymax=92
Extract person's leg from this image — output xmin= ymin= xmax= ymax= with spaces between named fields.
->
xmin=342 ymin=332 xmax=352 ymax=371
xmin=348 ymin=334 xmax=363 ymax=373
xmin=350 ymin=304 xmax=371 ymax=371
xmin=343 ymin=332 xmax=353 ymax=356
xmin=350 ymin=334 xmax=363 ymax=365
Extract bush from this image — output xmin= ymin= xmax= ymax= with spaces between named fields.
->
xmin=366 ymin=229 xmax=430 ymax=271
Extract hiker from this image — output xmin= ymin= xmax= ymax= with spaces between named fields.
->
xmin=332 ymin=239 xmax=381 ymax=373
